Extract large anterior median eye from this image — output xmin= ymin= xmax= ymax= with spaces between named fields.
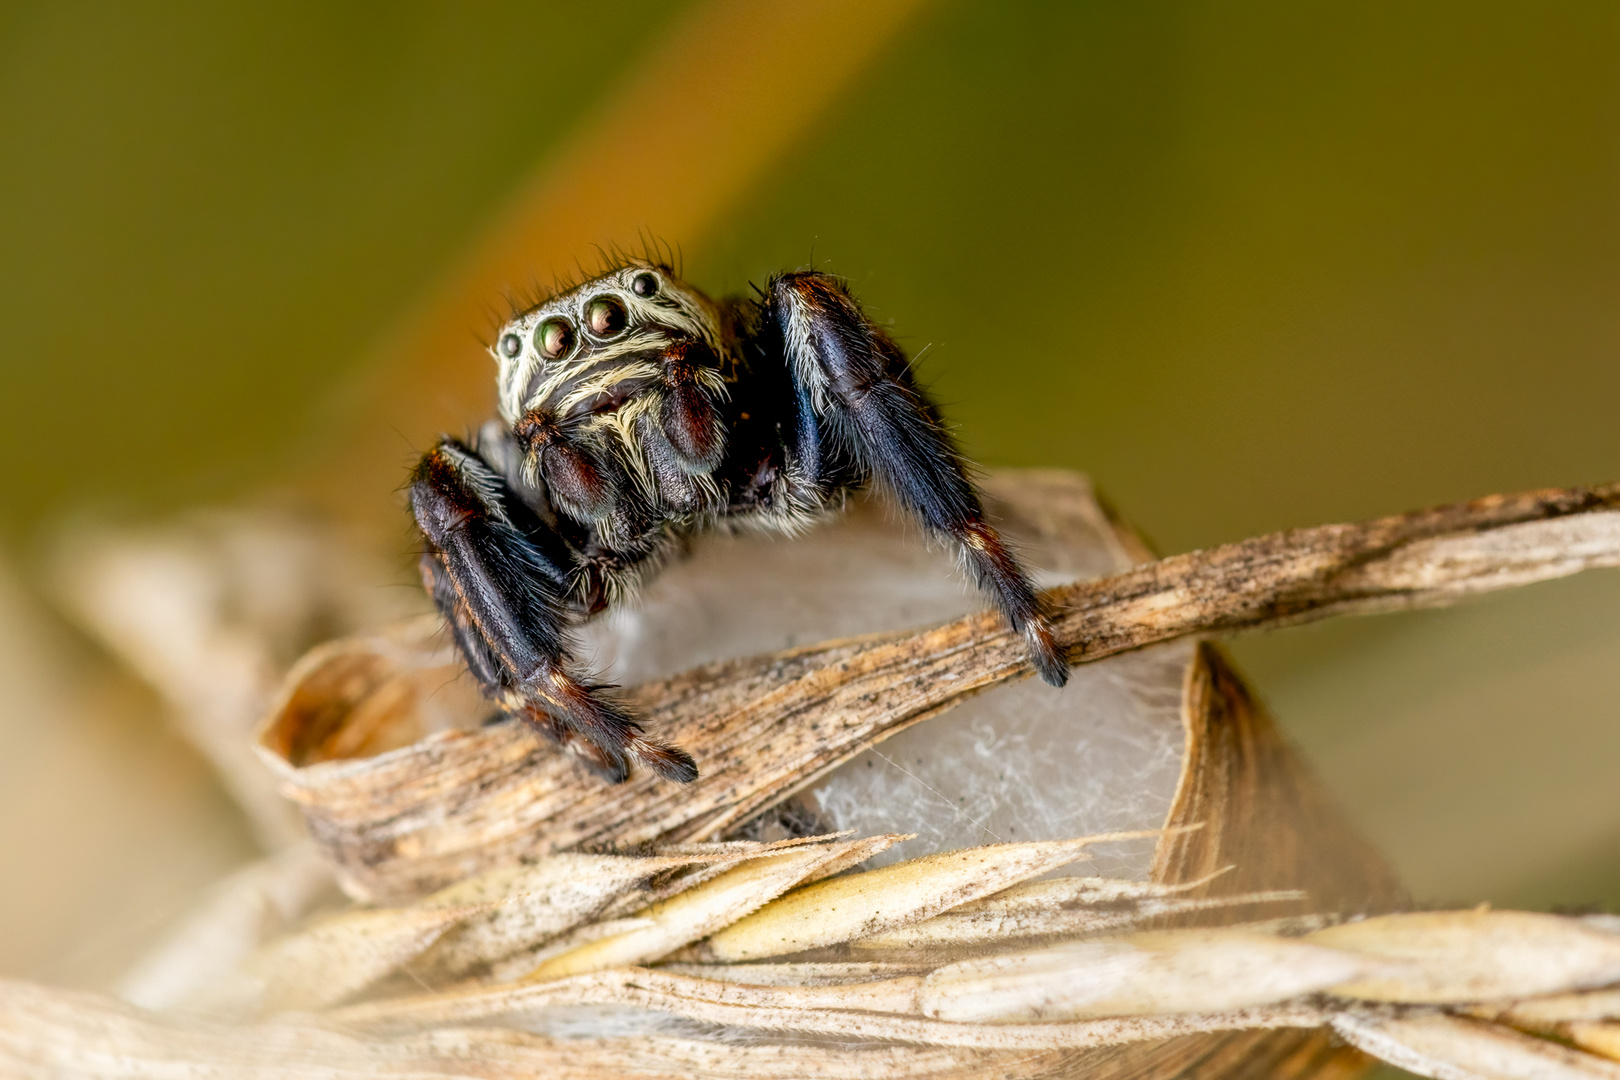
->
xmin=585 ymin=296 xmax=628 ymax=338
xmin=498 ymin=333 xmax=522 ymax=358
xmin=535 ymin=317 xmax=575 ymax=359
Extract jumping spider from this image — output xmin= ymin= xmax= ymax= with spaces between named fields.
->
xmin=410 ymin=262 xmax=1069 ymax=784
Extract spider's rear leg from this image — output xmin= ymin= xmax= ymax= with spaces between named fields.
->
xmin=410 ymin=439 xmax=698 ymax=783
xmin=768 ymin=271 xmax=1069 ymax=687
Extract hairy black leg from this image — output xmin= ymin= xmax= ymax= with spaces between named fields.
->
xmin=419 ymin=550 xmax=507 ymax=694
xmin=767 ymin=272 xmax=1069 ymax=687
xmin=410 ymin=438 xmax=698 ymax=782
xmin=422 ymin=550 xmax=624 ymax=771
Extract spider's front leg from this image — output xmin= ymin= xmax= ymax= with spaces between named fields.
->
xmin=409 ymin=438 xmax=698 ymax=784
xmin=768 ymin=272 xmax=1070 ymax=687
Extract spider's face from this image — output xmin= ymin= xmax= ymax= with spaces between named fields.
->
xmin=491 ymin=262 xmax=722 ymax=426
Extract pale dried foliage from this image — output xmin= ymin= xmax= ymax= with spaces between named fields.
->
xmin=8 ymin=843 xmax=1620 ymax=1078
xmin=8 ymin=475 xmax=1620 ymax=1079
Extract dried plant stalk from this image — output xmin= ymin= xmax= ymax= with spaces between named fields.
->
xmin=336 ymin=966 xmax=1336 ymax=1051
xmin=14 ymin=897 xmax=1620 ymax=1075
xmin=310 ymin=901 xmax=1620 ymax=1041
xmin=257 ymin=482 xmax=1620 ymax=903
xmin=229 ymin=475 xmax=1620 ymax=1078
xmin=913 ymin=930 xmax=1375 ymax=1023
xmin=0 ymin=980 xmax=1082 ymax=1080
xmin=1051 ymin=483 xmax=1620 ymax=653
xmin=1331 ymin=1011 xmax=1620 ymax=1080
xmin=12 ymin=476 xmax=1620 ymax=1079
xmin=1485 ymin=987 xmax=1620 ymax=1026
xmin=1308 ymin=911 xmax=1620 ymax=1004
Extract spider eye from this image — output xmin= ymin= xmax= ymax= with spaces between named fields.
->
xmin=498 ymin=333 xmax=523 ymax=359
xmin=631 ymin=272 xmax=659 ymax=298
xmin=585 ymin=296 xmax=628 ymax=338
xmin=535 ymin=317 xmax=575 ymax=360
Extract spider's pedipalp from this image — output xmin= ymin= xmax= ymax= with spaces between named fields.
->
xmin=656 ymin=340 xmax=728 ymax=471
xmin=514 ymin=411 xmax=625 ymax=524
xmin=636 ymin=408 xmax=717 ymax=514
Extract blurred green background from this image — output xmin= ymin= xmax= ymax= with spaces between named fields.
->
xmin=1 ymin=0 xmax=1617 ymax=1008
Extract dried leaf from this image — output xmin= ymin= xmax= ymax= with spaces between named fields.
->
xmin=688 ymin=834 xmax=1124 ymax=963
xmin=336 ymin=965 xmax=1332 ymax=1049
xmin=657 ymin=961 xmax=933 ymax=985
xmin=1332 ymin=1011 xmax=1620 ymax=1080
xmin=653 ymin=833 xmax=855 ymax=858
xmin=1489 ymin=988 xmax=1620 ymax=1026
xmin=1573 ymin=1023 xmax=1620 ymax=1064
xmin=917 ymin=929 xmax=1378 ymax=1022
xmin=416 ymin=851 xmax=715 ymax=977
xmin=3 ymin=977 xmax=1069 ymax=1079
xmin=853 ymin=888 xmax=1305 ymax=949
xmin=529 ymin=836 xmax=899 ymax=979
xmin=586 ymin=834 xmax=869 ymax=923
xmin=50 ymin=475 xmax=1620 ymax=1078
xmin=1310 ymin=911 xmax=1620 ymax=1004
xmin=239 ymin=903 xmax=476 ymax=1013
xmin=958 ymin=868 xmax=1236 ymax=911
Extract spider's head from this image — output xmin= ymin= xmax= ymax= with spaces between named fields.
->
xmin=490 ymin=262 xmax=722 ymax=426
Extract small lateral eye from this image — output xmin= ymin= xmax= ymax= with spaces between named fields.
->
xmin=535 ymin=317 xmax=575 ymax=359
xmin=631 ymin=272 xmax=659 ymax=298
xmin=585 ymin=295 xmax=628 ymax=338
xmin=498 ymin=332 xmax=523 ymax=359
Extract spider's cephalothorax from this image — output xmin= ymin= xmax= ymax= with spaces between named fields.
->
xmin=410 ymin=262 xmax=1069 ymax=784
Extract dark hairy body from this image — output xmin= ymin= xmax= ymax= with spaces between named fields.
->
xmin=410 ymin=262 xmax=1068 ymax=783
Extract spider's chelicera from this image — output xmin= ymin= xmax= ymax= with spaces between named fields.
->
xmin=410 ymin=262 xmax=1069 ymax=784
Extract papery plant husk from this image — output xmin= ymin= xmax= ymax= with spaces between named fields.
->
xmin=243 ymin=471 xmax=1418 ymax=1079
xmin=13 ymin=471 xmax=1620 ymax=1079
